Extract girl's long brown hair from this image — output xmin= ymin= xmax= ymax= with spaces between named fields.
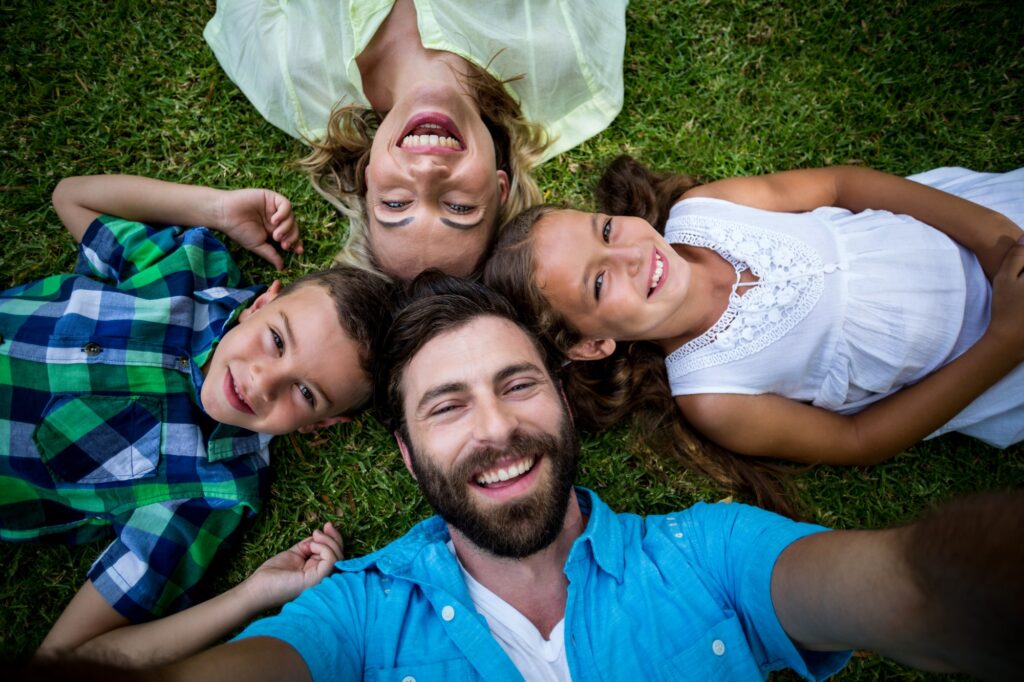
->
xmin=484 ymin=155 xmax=801 ymax=517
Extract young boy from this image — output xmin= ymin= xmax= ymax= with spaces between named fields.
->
xmin=0 ymin=174 xmax=393 ymax=656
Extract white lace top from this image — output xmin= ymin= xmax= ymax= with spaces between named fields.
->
xmin=662 ymin=167 xmax=1024 ymax=448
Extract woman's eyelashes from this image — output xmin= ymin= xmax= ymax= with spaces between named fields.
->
xmin=446 ymin=202 xmax=474 ymax=214
xmin=602 ymin=217 xmax=612 ymax=243
xmin=382 ymin=200 xmax=409 ymax=210
xmin=593 ymin=217 xmax=612 ymax=301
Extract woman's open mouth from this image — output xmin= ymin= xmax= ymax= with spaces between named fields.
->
xmin=399 ymin=112 xmax=465 ymax=153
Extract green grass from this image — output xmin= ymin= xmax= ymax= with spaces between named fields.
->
xmin=1 ymin=0 xmax=1022 ymax=677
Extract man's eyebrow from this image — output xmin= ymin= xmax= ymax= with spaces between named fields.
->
xmin=494 ymin=362 xmax=546 ymax=384
xmin=416 ymin=381 xmax=468 ymax=413
xmin=281 ymin=311 xmax=332 ymax=408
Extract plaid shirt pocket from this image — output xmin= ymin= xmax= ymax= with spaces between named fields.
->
xmin=34 ymin=395 xmax=163 ymax=484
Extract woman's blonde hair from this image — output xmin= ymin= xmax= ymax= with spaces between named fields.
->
xmin=298 ymin=59 xmax=550 ymax=278
xmin=484 ymin=157 xmax=802 ymax=518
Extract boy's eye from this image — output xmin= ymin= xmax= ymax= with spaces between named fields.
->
xmin=298 ymin=384 xmax=316 ymax=407
xmin=602 ymin=218 xmax=612 ymax=243
xmin=445 ymin=202 xmax=474 ymax=214
xmin=594 ymin=272 xmax=605 ymax=301
xmin=271 ymin=329 xmax=284 ymax=354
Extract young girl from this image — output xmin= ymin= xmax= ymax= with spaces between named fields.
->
xmin=205 ymin=0 xmax=627 ymax=280
xmin=484 ymin=156 xmax=1024 ymax=500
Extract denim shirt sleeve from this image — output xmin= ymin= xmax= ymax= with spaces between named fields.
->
xmin=236 ymin=570 xmax=368 ymax=680
xmin=672 ymin=501 xmax=851 ymax=681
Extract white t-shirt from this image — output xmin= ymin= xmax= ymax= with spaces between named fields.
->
xmin=452 ymin=542 xmax=571 ymax=681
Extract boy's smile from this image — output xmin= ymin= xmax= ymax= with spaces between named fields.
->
xmin=201 ymin=283 xmax=368 ymax=435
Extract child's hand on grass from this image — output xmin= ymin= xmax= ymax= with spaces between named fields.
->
xmin=987 ymin=238 xmax=1024 ymax=363
xmin=218 ymin=188 xmax=304 ymax=270
xmin=242 ymin=522 xmax=344 ymax=611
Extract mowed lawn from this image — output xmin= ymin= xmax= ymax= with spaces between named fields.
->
xmin=1 ymin=1 xmax=1022 ymax=677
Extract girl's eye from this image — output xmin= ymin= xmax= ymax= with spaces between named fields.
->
xmin=382 ymin=200 xmax=408 ymax=209
xmin=446 ymin=202 xmax=474 ymax=214
xmin=298 ymin=384 xmax=316 ymax=407
xmin=602 ymin=218 xmax=612 ymax=243
xmin=594 ymin=272 xmax=605 ymax=301
xmin=271 ymin=329 xmax=284 ymax=354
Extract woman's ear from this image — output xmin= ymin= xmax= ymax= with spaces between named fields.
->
xmin=496 ymin=170 xmax=510 ymax=206
xmin=238 ymin=279 xmax=282 ymax=322
xmin=567 ymin=338 xmax=616 ymax=361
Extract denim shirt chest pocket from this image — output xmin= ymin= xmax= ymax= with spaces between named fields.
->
xmin=34 ymin=394 xmax=163 ymax=484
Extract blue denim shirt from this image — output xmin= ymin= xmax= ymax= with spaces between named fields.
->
xmin=238 ymin=489 xmax=849 ymax=681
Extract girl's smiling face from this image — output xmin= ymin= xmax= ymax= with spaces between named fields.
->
xmin=531 ymin=209 xmax=694 ymax=356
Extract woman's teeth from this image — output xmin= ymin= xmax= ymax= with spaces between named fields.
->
xmin=475 ymin=455 xmax=536 ymax=486
xmin=402 ymin=123 xmax=462 ymax=149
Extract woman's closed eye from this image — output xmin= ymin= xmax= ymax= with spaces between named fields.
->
xmin=445 ymin=202 xmax=475 ymax=214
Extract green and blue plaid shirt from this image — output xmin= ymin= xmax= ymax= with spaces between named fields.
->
xmin=0 ymin=215 xmax=270 ymax=622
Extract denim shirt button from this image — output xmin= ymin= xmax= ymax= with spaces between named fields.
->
xmin=441 ymin=605 xmax=455 ymax=621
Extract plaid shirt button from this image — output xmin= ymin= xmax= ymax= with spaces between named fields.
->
xmin=177 ymin=356 xmax=189 ymax=370
xmin=84 ymin=342 xmax=102 ymax=356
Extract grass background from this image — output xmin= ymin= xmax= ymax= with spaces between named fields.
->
xmin=1 ymin=0 xmax=1022 ymax=677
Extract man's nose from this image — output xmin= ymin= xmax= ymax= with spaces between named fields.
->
xmin=472 ymin=396 xmax=518 ymax=446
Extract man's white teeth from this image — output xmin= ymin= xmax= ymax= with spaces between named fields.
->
xmin=475 ymin=455 xmax=536 ymax=486
xmin=401 ymin=133 xmax=461 ymax=149
xmin=650 ymin=252 xmax=664 ymax=291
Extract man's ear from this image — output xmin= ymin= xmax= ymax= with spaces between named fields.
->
xmin=238 ymin=279 xmax=282 ymax=322
xmin=395 ymin=431 xmax=417 ymax=479
xmin=567 ymin=338 xmax=616 ymax=361
xmin=496 ymin=170 xmax=510 ymax=207
xmin=297 ymin=414 xmax=353 ymax=434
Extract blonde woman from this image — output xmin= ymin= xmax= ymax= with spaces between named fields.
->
xmin=205 ymin=0 xmax=627 ymax=279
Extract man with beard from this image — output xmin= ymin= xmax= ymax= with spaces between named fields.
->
xmin=26 ymin=276 xmax=1024 ymax=680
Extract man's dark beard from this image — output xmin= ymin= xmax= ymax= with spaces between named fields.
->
xmin=404 ymin=415 xmax=579 ymax=559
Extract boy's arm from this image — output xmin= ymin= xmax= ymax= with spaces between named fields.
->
xmin=35 ymin=524 xmax=342 ymax=667
xmin=771 ymin=490 xmax=1024 ymax=679
xmin=51 ymin=175 xmax=302 ymax=270
xmin=684 ymin=166 xmax=1022 ymax=279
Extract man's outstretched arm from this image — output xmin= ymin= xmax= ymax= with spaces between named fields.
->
xmin=772 ymin=490 xmax=1024 ymax=679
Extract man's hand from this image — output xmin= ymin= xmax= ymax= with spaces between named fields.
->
xmin=217 ymin=189 xmax=304 ymax=270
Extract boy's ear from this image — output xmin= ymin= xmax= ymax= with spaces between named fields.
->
xmin=567 ymin=338 xmax=616 ymax=361
xmin=395 ymin=432 xmax=416 ymax=479
xmin=238 ymin=280 xmax=282 ymax=322
xmin=297 ymin=414 xmax=353 ymax=434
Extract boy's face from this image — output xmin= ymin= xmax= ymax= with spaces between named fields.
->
xmin=201 ymin=283 xmax=368 ymax=435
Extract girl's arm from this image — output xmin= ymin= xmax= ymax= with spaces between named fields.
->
xmin=51 ymin=175 xmax=303 ymax=269
xmin=677 ymin=243 xmax=1024 ymax=465
xmin=38 ymin=524 xmax=342 ymax=668
xmin=683 ymin=166 xmax=1022 ymax=280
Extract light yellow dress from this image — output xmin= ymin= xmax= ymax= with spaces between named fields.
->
xmin=204 ymin=0 xmax=628 ymax=161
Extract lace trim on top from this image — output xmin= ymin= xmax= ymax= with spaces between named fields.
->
xmin=663 ymin=214 xmax=834 ymax=380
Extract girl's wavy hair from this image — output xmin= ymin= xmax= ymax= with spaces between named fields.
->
xmin=298 ymin=58 xmax=550 ymax=279
xmin=484 ymin=155 xmax=801 ymax=517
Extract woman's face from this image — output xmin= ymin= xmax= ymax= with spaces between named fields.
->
xmin=365 ymin=82 xmax=509 ymax=280
xmin=531 ymin=210 xmax=694 ymax=348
